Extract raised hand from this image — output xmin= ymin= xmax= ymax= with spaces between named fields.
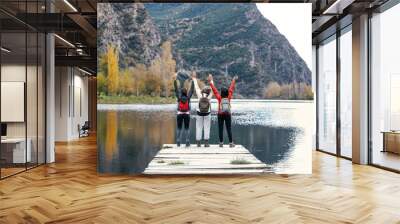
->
xmin=233 ymin=75 xmax=239 ymax=81
xmin=208 ymin=74 xmax=213 ymax=82
xmin=173 ymin=72 xmax=178 ymax=80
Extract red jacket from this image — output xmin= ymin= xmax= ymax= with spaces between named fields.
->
xmin=210 ymin=79 xmax=236 ymax=114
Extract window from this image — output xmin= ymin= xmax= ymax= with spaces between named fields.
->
xmin=370 ymin=3 xmax=400 ymax=171
xmin=340 ymin=28 xmax=352 ymax=158
xmin=0 ymin=2 xmax=46 ymax=179
xmin=318 ymin=36 xmax=337 ymax=154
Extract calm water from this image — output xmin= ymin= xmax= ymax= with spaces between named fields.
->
xmin=97 ymin=100 xmax=313 ymax=174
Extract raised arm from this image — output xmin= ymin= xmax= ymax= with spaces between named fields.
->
xmin=191 ymin=72 xmax=202 ymax=98
xmin=174 ymin=78 xmax=180 ymax=99
xmin=193 ymin=78 xmax=202 ymax=98
xmin=228 ymin=76 xmax=238 ymax=99
xmin=207 ymin=87 xmax=213 ymax=100
xmin=208 ymin=74 xmax=221 ymax=100
xmin=188 ymin=79 xmax=195 ymax=98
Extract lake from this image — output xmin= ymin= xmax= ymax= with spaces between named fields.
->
xmin=97 ymin=100 xmax=314 ymax=174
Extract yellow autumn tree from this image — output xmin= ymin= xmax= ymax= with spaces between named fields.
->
xmin=264 ymin=81 xmax=313 ymax=100
xmin=298 ymin=82 xmax=314 ymax=100
xmin=160 ymin=41 xmax=176 ymax=97
xmin=97 ymin=72 xmax=107 ymax=95
xmin=98 ymin=41 xmax=177 ymax=97
xmin=146 ymin=41 xmax=176 ymax=97
xmin=106 ymin=45 xmax=119 ymax=95
xmin=131 ymin=64 xmax=147 ymax=96
xmin=264 ymin=82 xmax=281 ymax=99
xmin=120 ymin=69 xmax=135 ymax=95
xmin=197 ymin=79 xmax=206 ymax=90
xmin=148 ymin=58 xmax=162 ymax=95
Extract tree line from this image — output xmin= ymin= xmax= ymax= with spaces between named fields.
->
xmin=264 ymin=81 xmax=313 ymax=100
xmin=98 ymin=41 xmax=176 ymax=97
xmin=97 ymin=42 xmax=313 ymax=100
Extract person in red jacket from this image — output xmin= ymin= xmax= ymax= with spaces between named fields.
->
xmin=208 ymin=74 xmax=238 ymax=148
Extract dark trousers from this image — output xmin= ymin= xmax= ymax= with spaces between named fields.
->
xmin=218 ymin=113 xmax=232 ymax=143
xmin=177 ymin=114 xmax=190 ymax=143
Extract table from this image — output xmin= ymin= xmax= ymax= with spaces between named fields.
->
xmin=1 ymin=138 xmax=31 ymax=163
xmin=381 ymin=131 xmax=400 ymax=154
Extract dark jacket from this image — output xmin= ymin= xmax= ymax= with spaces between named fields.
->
xmin=174 ymin=79 xmax=194 ymax=113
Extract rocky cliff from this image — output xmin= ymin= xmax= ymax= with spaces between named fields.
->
xmin=98 ymin=3 xmax=161 ymax=67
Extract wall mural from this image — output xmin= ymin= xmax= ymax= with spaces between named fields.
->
xmin=97 ymin=3 xmax=313 ymax=175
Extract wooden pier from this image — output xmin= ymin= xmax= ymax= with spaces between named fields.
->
xmin=143 ymin=144 xmax=271 ymax=175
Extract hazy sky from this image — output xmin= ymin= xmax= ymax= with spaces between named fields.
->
xmin=256 ymin=3 xmax=312 ymax=69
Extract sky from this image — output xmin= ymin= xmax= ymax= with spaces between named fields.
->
xmin=257 ymin=3 xmax=312 ymax=69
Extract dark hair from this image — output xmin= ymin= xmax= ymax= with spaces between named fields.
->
xmin=181 ymin=87 xmax=188 ymax=96
xmin=202 ymin=87 xmax=211 ymax=96
xmin=221 ymin=87 xmax=229 ymax=98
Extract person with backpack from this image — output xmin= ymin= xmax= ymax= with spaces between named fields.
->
xmin=191 ymin=72 xmax=213 ymax=147
xmin=174 ymin=72 xmax=195 ymax=147
xmin=208 ymin=74 xmax=238 ymax=148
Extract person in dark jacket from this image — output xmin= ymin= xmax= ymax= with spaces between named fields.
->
xmin=208 ymin=74 xmax=238 ymax=148
xmin=174 ymin=72 xmax=195 ymax=147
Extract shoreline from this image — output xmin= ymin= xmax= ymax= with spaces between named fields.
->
xmin=97 ymin=100 xmax=314 ymax=111
xmin=98 ymin=99 xmax=314 ymax=104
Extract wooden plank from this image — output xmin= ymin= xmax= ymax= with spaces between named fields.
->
xmin=163 ymin=144 xmax=247 ymax=148
xmin=158 ymin=150 xmax=250 ymax=154
xmin=146 ymin=164 xmax=268 ymax=169
xmin=153 ymin=155 xmax=258 ymax=159
xmin=148 ymin=158 xmax=264 ymax=165
xmin=159 ymin=147 xmax=249 ymax=153
xmin=144 ymin=144 xmax=268 ymax=175
xmin=143 ymin=169 xmax=271 ymax=175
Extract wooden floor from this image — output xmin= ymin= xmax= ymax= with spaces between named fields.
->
xmin=1 ymin=136 xmax=400 ymax=223
xmin=0 ymin=167 xmax=26 ymax=178
xmin=373 ymin=151 xmax=400 ymax=171
xmin=144 ymin=144 xmax=270 ymax=175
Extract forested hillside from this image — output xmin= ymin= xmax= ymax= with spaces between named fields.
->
xmin=97 ymin=3 xmax=313 ymax=101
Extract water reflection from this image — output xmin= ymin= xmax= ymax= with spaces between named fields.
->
xmin=98 ymin=101 xmax=313 ymax=174
xmin=105 ymin=111 xmax=118 ymax=161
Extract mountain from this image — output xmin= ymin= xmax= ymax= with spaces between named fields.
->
xmin=98 ymin=3 xmax=311 ymax=98
xmin=145 ymin=3 xmax=311 ymax=98
xmin=97 ymin=3 xmax=161 ymax=67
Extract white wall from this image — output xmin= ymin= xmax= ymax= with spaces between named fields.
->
xmin=1 ymin=65 xmax=26 ymax=128
xmin=55 ymin=67 xmax=69 ymax=141
xmin=55 ymin=67 xmax=89 ymax=141
xmin=1 ymin=65 xmax=26 ymax=81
